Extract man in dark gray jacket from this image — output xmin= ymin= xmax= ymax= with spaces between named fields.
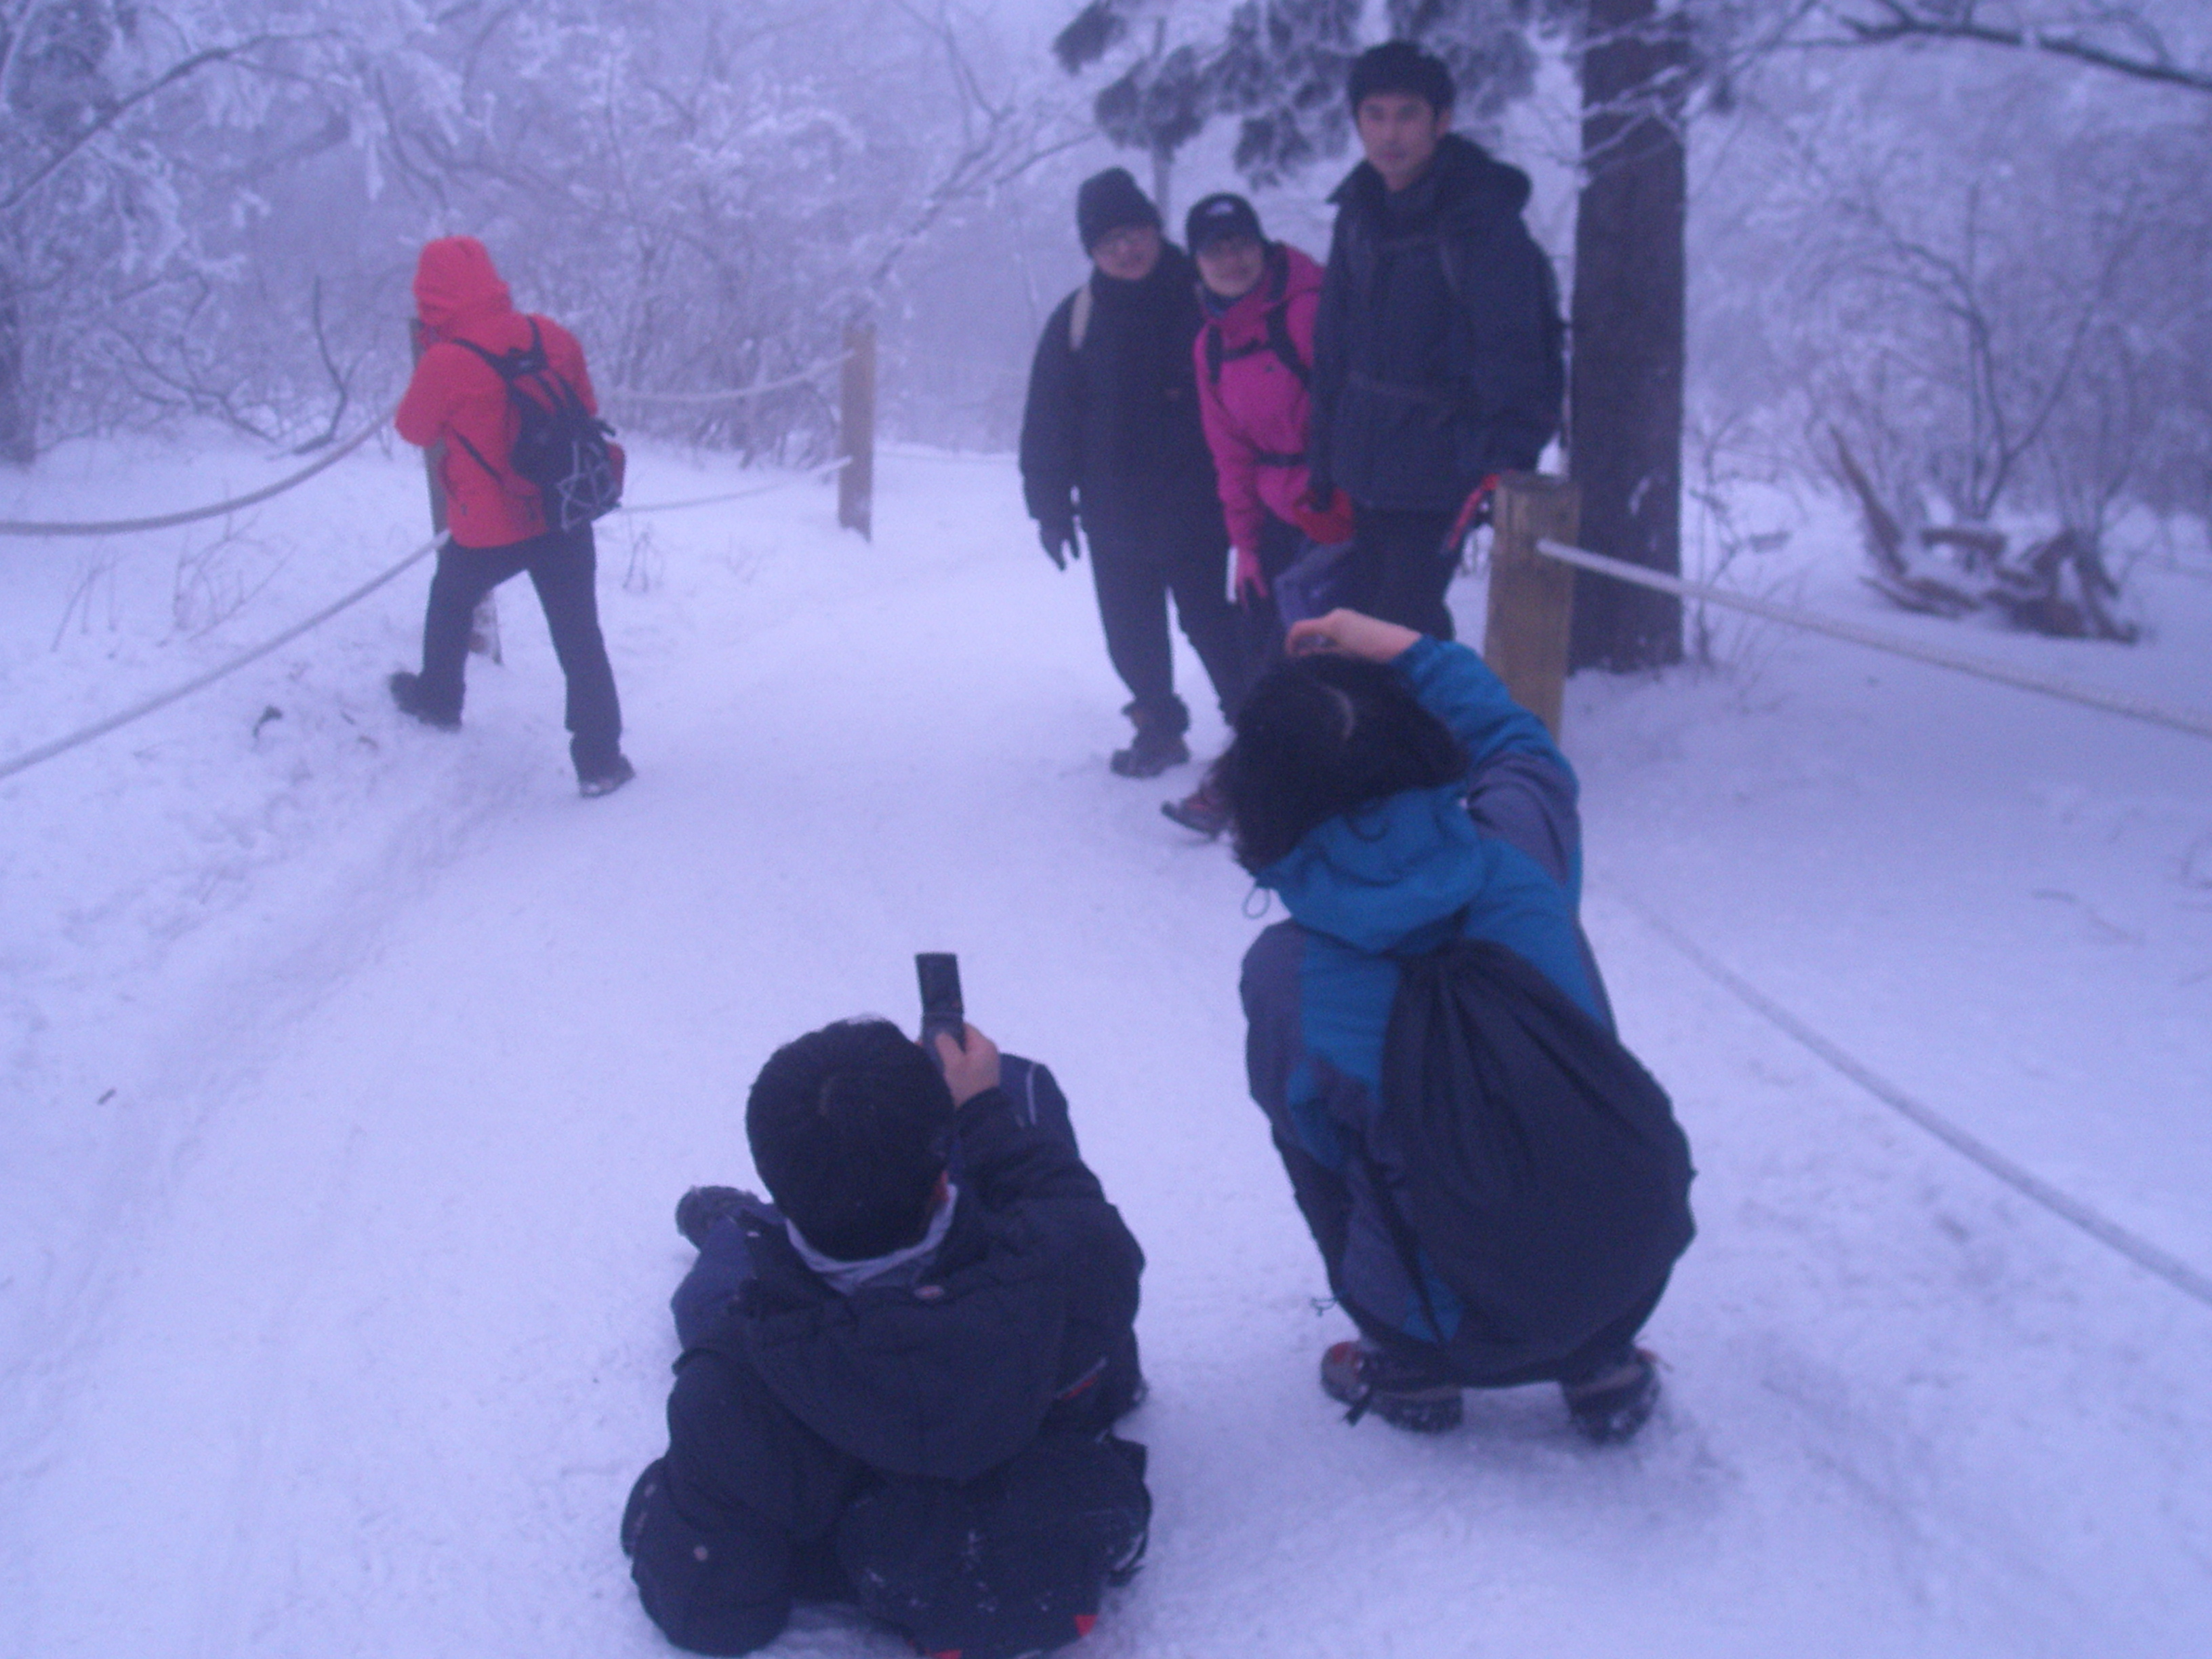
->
xmin=1308 ymin=41 xmax=1565 ymax=640
xmin=1021 ymin=167 xmax=1256 ymax=777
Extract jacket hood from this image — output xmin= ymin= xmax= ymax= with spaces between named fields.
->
xmin=1329 ymin=132 xmax=1533 ymax=226
xmin=1208 ymin=243 xmax=1324 ymax=342
xmin=413 ymin=236 xmax=513 ymax=335
xmin=1257 ymin=782 xmax=1494 ymax=956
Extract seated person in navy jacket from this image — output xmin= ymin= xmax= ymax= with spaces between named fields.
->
xmin=623 ymin=1017 xmax=1148 ymax=1659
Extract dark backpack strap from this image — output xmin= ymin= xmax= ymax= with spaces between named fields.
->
xmin=1265 ymin=301 xmax=1310 ymax=390
xmin=1204 ymin=323 xmax=1225 ymax=388
xmin=447 ymin=428 xmax=501 ymax=483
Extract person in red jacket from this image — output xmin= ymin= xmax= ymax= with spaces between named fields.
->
xmin=390 ymin=236 xmax=634 ymax=797
xmin=1166 ymin=194 xmax=1355 ymax=837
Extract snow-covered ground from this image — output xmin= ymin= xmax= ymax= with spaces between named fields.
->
xmin=3 ymin=435 xmax=2209 ymax=1658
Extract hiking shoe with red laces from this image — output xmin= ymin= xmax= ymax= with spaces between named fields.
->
xmin=1561 ymin=1347 xmax=1661 ymax=1445
xmin=1160 ymin=775 xmax=1231 ymax=837
xmin=1319 ymin=1339 xmax=1464 ymax=1433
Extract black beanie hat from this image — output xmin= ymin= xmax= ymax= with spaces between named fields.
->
xmin=1077 ymin=167 xmax=1162 ymax=253
xmin=1185 ymin=192 xmax=1265 ymax=256
xmin=1347 ymin=40 xmax=1456 ymax=115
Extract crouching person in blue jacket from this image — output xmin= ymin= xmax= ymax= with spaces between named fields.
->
xmin=1224 ymin=608 xmax=1683 ymax=1444
xmin=622 ymin=1017 xmax=1149 ymax=1658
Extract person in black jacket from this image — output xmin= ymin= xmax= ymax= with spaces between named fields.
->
xmin=1308 ymin=41 xmax=1565 ymax=640
xmin=622 ymin=1017 xmax=1149 ymax=1659
xmin=1021 ymin=167 xmax=1256 ymax=777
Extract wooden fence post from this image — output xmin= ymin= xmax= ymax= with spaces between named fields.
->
xmin=1483 ymin=472 xmax=1580 ymax=739
xmin=838 ymin=323 xmax=876 ymax=541
xmin=407 ymin=317 xmax=499 ymax=662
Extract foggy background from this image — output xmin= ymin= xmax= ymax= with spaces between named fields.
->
xmin=7 ymin=1 xmax=2208 ymax=579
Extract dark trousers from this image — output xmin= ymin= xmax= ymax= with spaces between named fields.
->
xmin=416 ymin=525 xmax=623 ymax=776
xmin=1086 ymin=524 xmax=1256 ymax=726
xmin=1342 ymin=504 xmax=1460 ymax=640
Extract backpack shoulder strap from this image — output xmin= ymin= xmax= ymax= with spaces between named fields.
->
xmin=1204 ymin=321 xmax=1225 ymax=387
xmin=1265 ymin=302 xmax=1310 ymax=390
xmin=1068 ymin=282 xmax=1094 ymax=353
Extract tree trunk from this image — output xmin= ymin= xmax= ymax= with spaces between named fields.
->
xmin=1567 ymin=0 xmax=1687 ymax=671
xmin=0 ymin=270 xmax=34 ymax=465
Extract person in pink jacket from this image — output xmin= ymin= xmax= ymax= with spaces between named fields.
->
xmin=1166 ymin=194 xmax=1355 ymax=836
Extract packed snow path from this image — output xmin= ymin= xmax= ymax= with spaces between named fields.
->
xmin=3 ymin=443 xmax=2209 ymax=1657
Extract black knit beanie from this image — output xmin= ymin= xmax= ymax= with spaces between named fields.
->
xmin=1077 ymin=167 xmax=1162 ymax=253
xmin=1347 ymin=40 xmax=1456 ymax=114
xmin=1185 ymin=192 xmax=1265 ymax=256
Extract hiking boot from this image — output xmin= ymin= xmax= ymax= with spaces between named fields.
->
xmin=1111 ymin=729 xmax=1189 ymax=777
xmin=1160 ymin=774 xmax=1231 ymax=837
xmin=674 ymin=1185 xmax=747 ymax=1249
xmin=1562 ymin=1347 xmax=1661 ymax=1445
xmin=1110 ymin=700 xmax=1190 ymax=779
xmin=1319 ymin=1338 xmax=1464 ymax=1433
xmin=387 ymin=671 xmax=459 ymax=731
xmin=579 ymin=754 xmax=636 ymax=798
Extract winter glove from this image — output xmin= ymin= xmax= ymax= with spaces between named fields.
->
xmin=1303 ymin=469 xmax=1335 ymax=516
xmin=1231 ymin=544 xmax=1269 ymax=606
xmin=1039 ymin=518 xmax=1081 ymax=571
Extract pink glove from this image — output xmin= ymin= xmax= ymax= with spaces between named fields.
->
xmin=1233 ymin=544 xmax=1269 ymax=605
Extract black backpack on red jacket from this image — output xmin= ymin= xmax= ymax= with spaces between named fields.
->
xmin=451 ymin=319 xmax=622 ymax=531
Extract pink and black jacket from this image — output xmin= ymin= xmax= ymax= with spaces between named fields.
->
xmin=1191 ymin=243 xmax=1354 ymax=560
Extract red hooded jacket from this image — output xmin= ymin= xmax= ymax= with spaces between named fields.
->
xmin=1191 ymin=243 xmax=1354 ymax=560
xmin=395 ymin=237 xmax=602 ymax=548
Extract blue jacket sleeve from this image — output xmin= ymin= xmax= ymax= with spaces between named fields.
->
xmin=1394 ymin=635 xmax=1569 ymax=781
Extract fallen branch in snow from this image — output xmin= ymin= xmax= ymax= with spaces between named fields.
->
xmin=1829 ymin=432 xmax=2138 ymax=642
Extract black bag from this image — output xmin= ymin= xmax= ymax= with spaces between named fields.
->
xmin=1378 ymin=937 xmax=1694 ymax=1378
xmin=453 ymin=319 xmax=621 ymax=530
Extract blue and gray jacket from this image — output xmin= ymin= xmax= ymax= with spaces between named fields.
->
xmin=1239 ymin=636 xmax=1612 ymax=1353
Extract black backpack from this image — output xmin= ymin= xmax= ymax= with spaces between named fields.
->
xmin=1377 ymin=936 xmax=1694 ymax=1378
xmin=452 ymin=319 xmax=621 ymax=531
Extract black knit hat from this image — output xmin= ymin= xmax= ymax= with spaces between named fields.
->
xmin=1185 ymin=192 xmax=1265 ymax=256
xmin=1347 ymin=40 xmax=1456 ymax=114
xmin=1076 ymin=167 xmax=1162 ymax=253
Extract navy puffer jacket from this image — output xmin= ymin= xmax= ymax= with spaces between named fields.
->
xmin=1309 ymin=135 xmax=1565 ymax=512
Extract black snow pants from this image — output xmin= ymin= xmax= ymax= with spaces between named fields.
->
xmin=1086 ymin=521 xmax=1256 ymax=729
xmin=415 ymin=524 xmax=623 ymax=777
xmin=1341 ymin=504 xmax=1460 ymax=641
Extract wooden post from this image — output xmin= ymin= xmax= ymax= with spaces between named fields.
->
xmin=408 ymin=317 xmax=500 ymax=661
xmin=838 ymin=322 xmax=876 ymax=541
xmin=1483 ymin=472 xmax=1580 ymax=740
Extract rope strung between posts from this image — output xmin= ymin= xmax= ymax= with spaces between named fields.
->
xmin=0 ymin=535 xmax=440 ymax=785
xmin=1619 ymin=893 xmax=2212 ymax=1312
xmin=0 ymin=415 xmax=388 ymax=538
xmin=604 ymin=352 xmax=853 ymax=406
xmin=1536 ymin=538 xmax=2212 ymax=743
xmin=0 ymin=461 xmax=847 ymax=784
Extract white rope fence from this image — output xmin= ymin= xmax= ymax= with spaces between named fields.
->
xmin=1620 ymin=894 xmax=2212 ymax=1312
xmin=1537 ymin=538 xmax=2212 ymax=743
xmin=604 ymin=353 xmax=852 ymax=407
xmin=0 ymin=535 xmax=440 ymax=784
xmin=0 ymin=460 xmax=848 ymax=784
xmin=0 ymin=415 xmax=388 ymax=538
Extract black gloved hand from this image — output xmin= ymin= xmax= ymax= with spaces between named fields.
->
xmin=1039 ymin=519 xmax=1080 ymax=571
xmin=1303 ymin=470 xmax=1334 ymax=516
